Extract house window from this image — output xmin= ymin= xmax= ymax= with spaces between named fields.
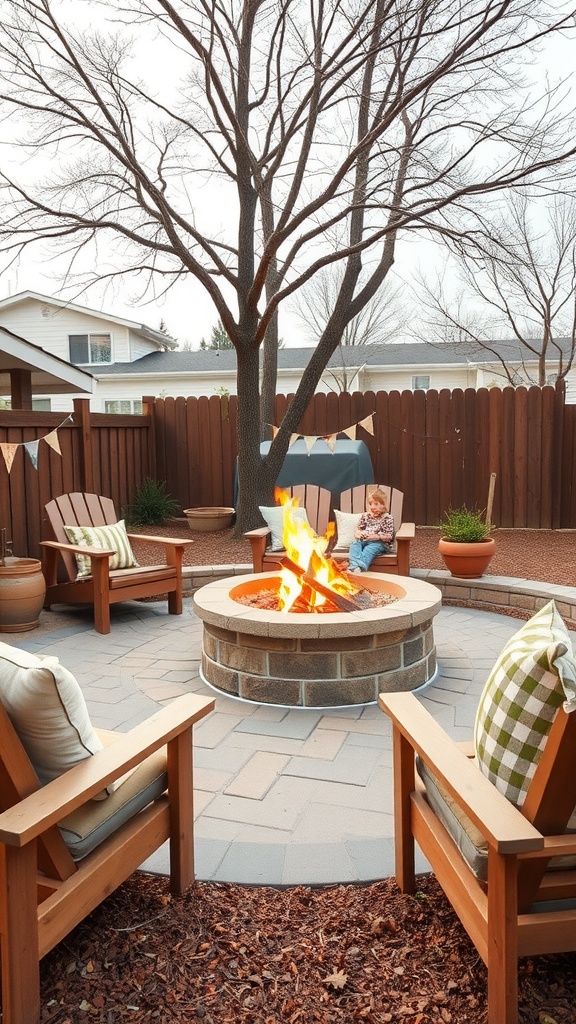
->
xmin=104 ymin=400 xmax=143 ymax=415
xmin=0 ymin=398 xmax=51 ymax=410
xmin=412 ymin=375 xmax=430 ymax=391
xmin=69 ymin=333 xmax=112 ymax=365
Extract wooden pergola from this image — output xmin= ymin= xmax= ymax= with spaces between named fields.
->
xmin=0 ymin=326 xmax=94 ymax=409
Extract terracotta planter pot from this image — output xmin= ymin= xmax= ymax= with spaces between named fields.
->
xmin=183 ymin=507 xmax=235 ymax=532
xmin=438 ymin=537 xmax=496 ymax=579
xmin=0 ymin=557 xmax=46 ymax=632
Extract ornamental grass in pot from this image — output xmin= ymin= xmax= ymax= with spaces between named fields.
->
xmin=438 ymin=505 xmax=496 ymax=578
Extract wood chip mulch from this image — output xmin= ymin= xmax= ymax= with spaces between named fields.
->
xmin=40 ymin=872 xmax=576 ymax=1024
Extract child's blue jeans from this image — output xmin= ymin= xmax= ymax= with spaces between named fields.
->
xmin=348 ymin=539 xmax=390 ymax=571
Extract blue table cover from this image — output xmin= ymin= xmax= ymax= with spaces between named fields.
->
xmin=235 ymin=439 xmax=374 ymax=505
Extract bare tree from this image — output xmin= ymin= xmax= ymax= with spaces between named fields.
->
xmin=412 ymin=192 xmax=576 ymax=385
xmin=291 ymin=267 xmax=409 ymax=391
xmin=0 ymin=1 xmax=575 ymax=529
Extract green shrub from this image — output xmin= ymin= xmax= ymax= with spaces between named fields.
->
xmin=123 ymin=478 xmax=180 ymax=526
xmin=439 ymin=505 xmax=492 ymax=542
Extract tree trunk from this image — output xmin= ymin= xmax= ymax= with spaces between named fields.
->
xmin=235 ymin=344 xmax=277 ymax=532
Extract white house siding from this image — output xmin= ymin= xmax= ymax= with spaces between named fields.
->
xmin=128 ymin=331 xmax=158 ymax=361
xmin=0 ymin=298 xmax=164 ymax=366
xmin=359 ymin=366 xmax=473 ymax=393
xmin=0 ymin=300 xmax=126 ymax=362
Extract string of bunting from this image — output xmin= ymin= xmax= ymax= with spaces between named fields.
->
xmin=270 ymin=412 xmax=374 ymax=454
xmin=0 ymin=414 xmax=73 ymax=473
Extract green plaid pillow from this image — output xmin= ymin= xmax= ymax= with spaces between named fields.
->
xmin=474 ymin=601 xmax=576 ymax=809
xmin=63 ymin=520 xmax=139 ymax=580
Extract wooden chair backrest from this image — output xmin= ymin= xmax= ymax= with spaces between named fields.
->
xmin=44 ymin=493 xmax=119 ymax=582
xmin=282 ymin=485 xmax=333 ymax=538
xmin=518 ymin=704 xmax=576 ymax=907
xmin=339 ymin=484 xmax=404 ymax=526
xmin=0 ymin=701 xmax=76 ymax=881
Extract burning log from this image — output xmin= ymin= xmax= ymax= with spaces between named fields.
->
xmin=279 ymin=557 xmax=364 ymax=612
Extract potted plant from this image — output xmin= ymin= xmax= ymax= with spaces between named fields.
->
xmin=438 ymin=505 xmax=496 ymax=578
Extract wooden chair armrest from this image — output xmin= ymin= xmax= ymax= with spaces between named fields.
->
xmin=0 ymin=693 xmax=214 ymax=847
xmin=395 ymin=522 xmax=415 ymax=540
xmin=244 ymin=526 xmax=271 ymax=540
xmin=40 ymin=540 xmax=115 ymax=559
xmin=457 ymin=740 xmax=476 ymax=758
xmin=127 ymin=533 xmax=193 ymax=547
xmin=527 ymin=834 xmax=576 ymax=858
xmin=380 ymin=691 xmax=542 ymax=854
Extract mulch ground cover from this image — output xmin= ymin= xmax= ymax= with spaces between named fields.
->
xmin=130 ymin=524 xmax=576 ymax=589
xmin=41 ymin=873 xmax=575 ymax=1024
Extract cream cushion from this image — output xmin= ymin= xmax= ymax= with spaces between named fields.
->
xmin=0 ymin=642 xmax=121 ymax=797
xmin=259 ymin=505 xmax=310 ymax=550
xmin=63 ymin=519 xmax=139 ymax=579
xmin=333 ymin=510 xmax=361 ymax=550
xmin=59 ymin=731 xmax=167 ymax=860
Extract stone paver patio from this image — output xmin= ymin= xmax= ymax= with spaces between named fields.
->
xmin=8 ymin=596 xmax=523 ymax=885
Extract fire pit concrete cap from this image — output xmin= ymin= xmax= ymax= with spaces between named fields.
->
xmin=193 ymin=572 xmax=442 ymax=640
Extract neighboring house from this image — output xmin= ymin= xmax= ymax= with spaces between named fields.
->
xmin=94 ymin=338 xmax=575 ymax=405
xmin=0 ymin=291 xmax=176 ymax=412
xmin=0 ymin=324 xmax=94 ymax=408
xmin=0 ymin=291 xmax=572 ymax=409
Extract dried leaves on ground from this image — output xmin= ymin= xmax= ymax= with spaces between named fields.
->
xmin=41 ymin=873 xmax=576 ymax=1024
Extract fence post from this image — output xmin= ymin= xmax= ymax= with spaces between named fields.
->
xmin=73 ymin=398 xmax=94 ymax=493
xmin=142 ymin=396 xmax=158 ymax=480
xmin=552 ymin=379 xmax=566 ymax=530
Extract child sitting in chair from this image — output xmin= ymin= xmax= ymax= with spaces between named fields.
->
xmin=348 ymin=488 xmax=395 ymax=573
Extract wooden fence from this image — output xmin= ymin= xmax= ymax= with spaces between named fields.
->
xmin=1 ymin=385 xmax=575 ymax=560
xmin=153 ymin=385 xmax=572 ymax=531
xmin=0 ymin=398 xmax=154 ymax=560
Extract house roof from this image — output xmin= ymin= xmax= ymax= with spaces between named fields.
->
xmin=93 ymin=338 xmax=572 ymax=376
xmin=0 ymin=325 xmax=94 ymax=396
xmin=0 ymin=291 xmax=177 ymax=350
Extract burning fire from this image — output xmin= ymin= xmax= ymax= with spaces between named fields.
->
xmin=274 ymin=488 xmax=359 ymax=612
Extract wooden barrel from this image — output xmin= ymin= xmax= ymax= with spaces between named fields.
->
xmin=0 ymin=558 xmax=46 ymax=632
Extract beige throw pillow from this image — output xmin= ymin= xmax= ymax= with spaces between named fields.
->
xmin=63 ymin=519 xmax=139 ymax=579
xmin=334 ymin=510 xmax=361 ymax=550
xmin=259 ymin=505 xmax=310 ymax=551
xmin=0 ymin=642 xmax=124 ymax=798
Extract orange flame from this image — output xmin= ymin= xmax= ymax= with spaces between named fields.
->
xmin=274 ymin=489 xmax=358 ymax=612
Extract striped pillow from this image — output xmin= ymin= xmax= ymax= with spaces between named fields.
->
xmin=474 ymin=601 xmax=576 ymax=809
xmin=63 ymin=520 xmax=139 ymax=579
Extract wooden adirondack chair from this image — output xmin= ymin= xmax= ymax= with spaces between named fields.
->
xmin=0 ymin=690 xmax=214 ymax=1024
xmin=379 ymin=690 xmax=576 ymax=1024
xmin=41 ymin=492 xmax=193 ymax=634
xmin=335 ymin=484 xmax=415 ymax=575
xmin=244 ymin=484 xmax=333 ymax=574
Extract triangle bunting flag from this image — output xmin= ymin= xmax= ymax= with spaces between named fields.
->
xmin=0 ymin=443 xmax=18 ymax=473
xmin=24 ymin=439 xmax=40 ymax=469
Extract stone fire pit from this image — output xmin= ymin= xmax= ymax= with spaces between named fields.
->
xmin=193 ymin=572 xmax=442 ymax=707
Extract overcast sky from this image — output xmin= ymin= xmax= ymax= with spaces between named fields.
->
xmin=1 ymin=6 xmax=574 ymax=350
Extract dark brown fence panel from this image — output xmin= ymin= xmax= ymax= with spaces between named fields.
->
xmin=411 ymin=389 xmax=427 ymax=527
xmin=0 ymin=405 xmax=152 ymax=560
xmin=560 ymin=402 xmax=576 ymax=528
xmin=498 ymin=388 xmax=515 ymax=527
xmin=488 ymin=388 xmax=503 ymax=527
xmin=151 ymin=394 xmax=238 ymax=511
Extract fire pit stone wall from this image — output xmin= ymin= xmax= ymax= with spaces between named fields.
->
xmin=193 ymin=572 xmax=442 ymax=708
